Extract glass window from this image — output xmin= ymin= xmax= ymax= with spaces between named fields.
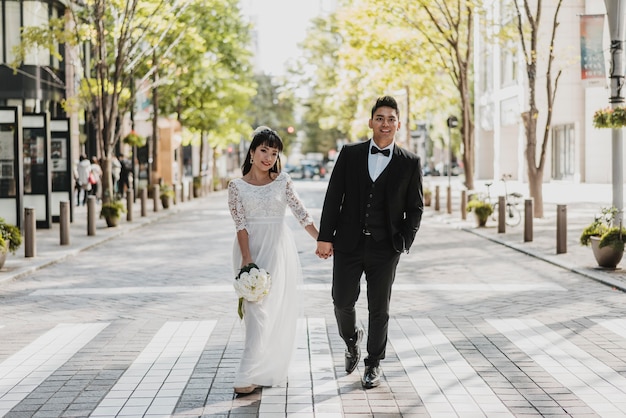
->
xmin=52 ymin=6 xmax=60 ymax=68
xmin=23 ymin=1 xmax=50 ymax=65
xmin=500 ymin=96 xmax=519 ymax=126
xmin=0 ymin=125 xmax=17 ymax=198
xmin=5 ymin=2 xmax=21 ymax=63
xmin=551 ymin=124 xmax=576 ymax=180
xmin=500 ymin=42 xmax=518 ymax=87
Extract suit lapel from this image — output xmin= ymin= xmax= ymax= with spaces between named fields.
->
xmin=385 ymin=146 xmax=403 ymax=199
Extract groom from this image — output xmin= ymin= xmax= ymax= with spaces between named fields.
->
xmin=316 ymin=95 xmax=423 ymax=389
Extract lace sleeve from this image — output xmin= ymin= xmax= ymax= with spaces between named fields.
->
xmin=286 ymin=176 xmax=313 ymax=227
xmin=228 ymin=180 xmax=248 ymax=231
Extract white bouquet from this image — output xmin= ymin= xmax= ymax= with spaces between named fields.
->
xmin=234 ymin=263 xmax=271 ymax=319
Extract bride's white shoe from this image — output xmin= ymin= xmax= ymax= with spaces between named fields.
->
xmin=234 ymin=384 xmax=259 ymax=395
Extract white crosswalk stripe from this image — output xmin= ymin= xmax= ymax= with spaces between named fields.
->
xmin=390 ymin=317 xmax=513 ymax=417
xmin=489 ymin=318 xmax=626 ymax=416
xmin=3 ymin=317 xmax=626 ymax=416
xmin=259 ymin=318 xmax=342 ymax=417
xmin=90 ymin=320 xmax=215 ymax=418
xmin=593 ymin=317 xmax=626 ymax=339
xmin=30 ymin=282 xmax=567 ymax=296
xmin=0 ymin=323 xmax=109 ymax=416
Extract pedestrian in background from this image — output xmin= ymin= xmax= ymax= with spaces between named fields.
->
xmin=227 ymin=126 xmax=319 ymax=395
xmin=90 ymin=156 xmax=102 ymax=201
xmin=75 ymin=155 xmax=92 ymax=206
xmin=112 ymin=155 xmax=122 ymax=195
xmin=316 ymin=96 xmax=424 ymax=389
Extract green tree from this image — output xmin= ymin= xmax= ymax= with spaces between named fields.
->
xmin=367 ymin=0 xmax=476 ymax=189
xmin=512 ymin=0 xmax=564 ymax=218
xmin=248 ymin=74 xmax=298 ymax=152
xmin=14 ymin=0 xmax=255 ymax=196
xmin=14 ymin=0 xmax=190 ymax=203
xmin=150 ymin=0 xmax=256 ymax=182
xmin=296 ymin=3 xmax=460 ymax=167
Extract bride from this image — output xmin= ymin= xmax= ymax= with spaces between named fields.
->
xmin=227 ymin=126 xmax=319 ymax=395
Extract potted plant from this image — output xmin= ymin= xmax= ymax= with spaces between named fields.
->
xmin=160 ymin=183 xmax=175 ymax=209
xmin=423 ymin=186 xmax=432 ymax=207
xmin=193 ymin=175 xmax=202 ymax=197
xmin=0 ymin=218 xmax=22 ymax=269
xmin=593 ymin=106 xmax=626 ymax=129
xmin=122 ymin=130 xmax=147 ymax=147
xmin=100 ymin=199 xmax=127 ymax=227
xmin=580 ymin=206 xmax=626 ymax=268
xmin=466 ymin=198 xmax=493 ymax=227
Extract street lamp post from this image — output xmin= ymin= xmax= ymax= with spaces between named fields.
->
xmin=446 ymin=116 xmax=459 ymax=214
xmin=604 ymin=0 xmax=626 ymax=222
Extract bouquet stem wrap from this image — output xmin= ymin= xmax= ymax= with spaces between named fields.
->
xmin=233 ymin=263 xmax=271 ymax=319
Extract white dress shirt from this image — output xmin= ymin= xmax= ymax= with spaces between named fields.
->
xmin=368 ymin=141 xmax=394 ymax=181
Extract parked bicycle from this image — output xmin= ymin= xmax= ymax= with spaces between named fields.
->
xmin=485 ymin=174 xmax=523 ymax=227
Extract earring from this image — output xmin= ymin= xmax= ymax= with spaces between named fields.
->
xmin=250 ymin=158 xmax=254 ymax=164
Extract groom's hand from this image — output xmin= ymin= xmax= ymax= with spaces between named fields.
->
xmin=316 ymin=241 xmax=333 ymax=259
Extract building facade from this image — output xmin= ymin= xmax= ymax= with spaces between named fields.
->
xmin=474 ymin=0 xmax=618 ymax=185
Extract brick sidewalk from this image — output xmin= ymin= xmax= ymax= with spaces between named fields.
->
xmin=423 ymin=179 xmax=626 ymax=291
xmin=0 ymin=192 xmax=221 ymax=285
xmin=2 ymin=179 xmax=626 ymax=294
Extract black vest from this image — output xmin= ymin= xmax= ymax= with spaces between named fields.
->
xmin=362 ymin=167 xmax=390 ymax=241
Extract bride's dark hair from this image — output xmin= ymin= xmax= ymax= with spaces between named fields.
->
xmin=242 ymin=126 xmax=284 ymax=175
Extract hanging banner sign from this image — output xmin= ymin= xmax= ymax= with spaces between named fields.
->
xmin=580 ymin=14 xmax=606 ymax=87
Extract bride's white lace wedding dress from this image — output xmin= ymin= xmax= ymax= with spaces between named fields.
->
xmin=228 ymin=171 xmax=313 ymax=388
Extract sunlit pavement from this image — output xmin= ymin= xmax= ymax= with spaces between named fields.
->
xmin=0 ymin=178 xmax=626 ymax=417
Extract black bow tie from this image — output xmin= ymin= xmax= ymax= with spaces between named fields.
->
xmin=371 ymin=147 xmax=390 ymax=157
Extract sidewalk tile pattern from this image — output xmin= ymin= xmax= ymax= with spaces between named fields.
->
xmin=90 ymin=321 xmax=215 ymax=417
xmin=0 ymin=323 xmax=108 ymax=416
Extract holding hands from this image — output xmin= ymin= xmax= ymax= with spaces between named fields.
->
xmin=316 ymin=241 xmax=333 ymax=259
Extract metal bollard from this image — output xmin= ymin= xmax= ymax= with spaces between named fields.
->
xmin=498 ymin=195 xmax=506 ymax=233
xmin=153 ymin=185 xmax=160 ymax=212
xmin=24 ymin=208 xmax=36 ymax=258
xmin=180 ymin=182 xmax=186 ymax=203
xmin=87 ymin=195 xmax=97 ymax=236
xmin=524 ymin=199 xmax=533 ymax=242
xmin=461 ymin=190 xmax=467 ymax=220
xmin=435 ymin=185 xmax=440 ymax=211
xmin=556 ymin=204 xmax=567 ymax=254
xmin=446 ymin=186 xmax=452 ymax=214
xmin=60 ymin=201 xmax=70 ymax=246
xmin=188 ymin=181 xmax=194 ymax=201
xmin=127 ymin=189 xmax=134 ymax=222
xmin=140 ymin=188 xmax=147 ymax=217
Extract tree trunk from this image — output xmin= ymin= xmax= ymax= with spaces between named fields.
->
xmin=212 ymin=145 xmax=219 ymax=190
xmin=459 ymin=54 xmax=474 ymax=191
xmin=522 ymin=110 xmax=544 ymax=218
xmin=199 ymin=130 xmax=206 ymax=176
xmin=151 ymin=63 xmax=160 ymax=174
xmin=528 ymin=168 xmax=544 ymax=218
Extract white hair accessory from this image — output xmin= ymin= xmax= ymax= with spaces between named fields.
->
xmin=253 ymin=126 xmax=272 ymax=137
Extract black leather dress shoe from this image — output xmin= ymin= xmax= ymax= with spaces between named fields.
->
xmin=362 ymin=365 xmax=380 ymax=389
xmin=344 ymin=328 xmax=364 ymax=374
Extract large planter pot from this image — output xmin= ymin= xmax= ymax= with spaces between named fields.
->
xmin=475 ymin=213 xmax=488 ymax=227
xmin=590 ymin=236 xmax=624 ymax=269
xmin=161 ymin=196 xmax=171 ymax=209
xmin=0 ymin=247 xmax=7 ymax=270
xmin=104 ymin=215 xmax=120 ymax=227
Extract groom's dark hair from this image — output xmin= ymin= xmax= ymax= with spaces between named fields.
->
xmin=371 ymin=96 xmax=399 ymax=118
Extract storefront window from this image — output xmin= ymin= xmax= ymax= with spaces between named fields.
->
xmin=5 ymin=1 xmax=21 ymax=63
xmin=23 ymin=1 xmax=50 ymax=65
xmin=23 ymin=127 xmax=46 ymax=194
xmin=0 ymin=125 xmax=17 ymax=198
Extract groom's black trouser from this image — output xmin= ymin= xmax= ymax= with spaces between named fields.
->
xmin=332 ymin=234 xmax=401 ymax=366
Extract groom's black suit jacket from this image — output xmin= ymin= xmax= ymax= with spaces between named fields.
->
xmin=318 ymin=140 xmax=423 ymax=253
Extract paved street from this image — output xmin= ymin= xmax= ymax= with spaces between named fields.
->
xmin=2 ymin=179 xmax=626 ymax=417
